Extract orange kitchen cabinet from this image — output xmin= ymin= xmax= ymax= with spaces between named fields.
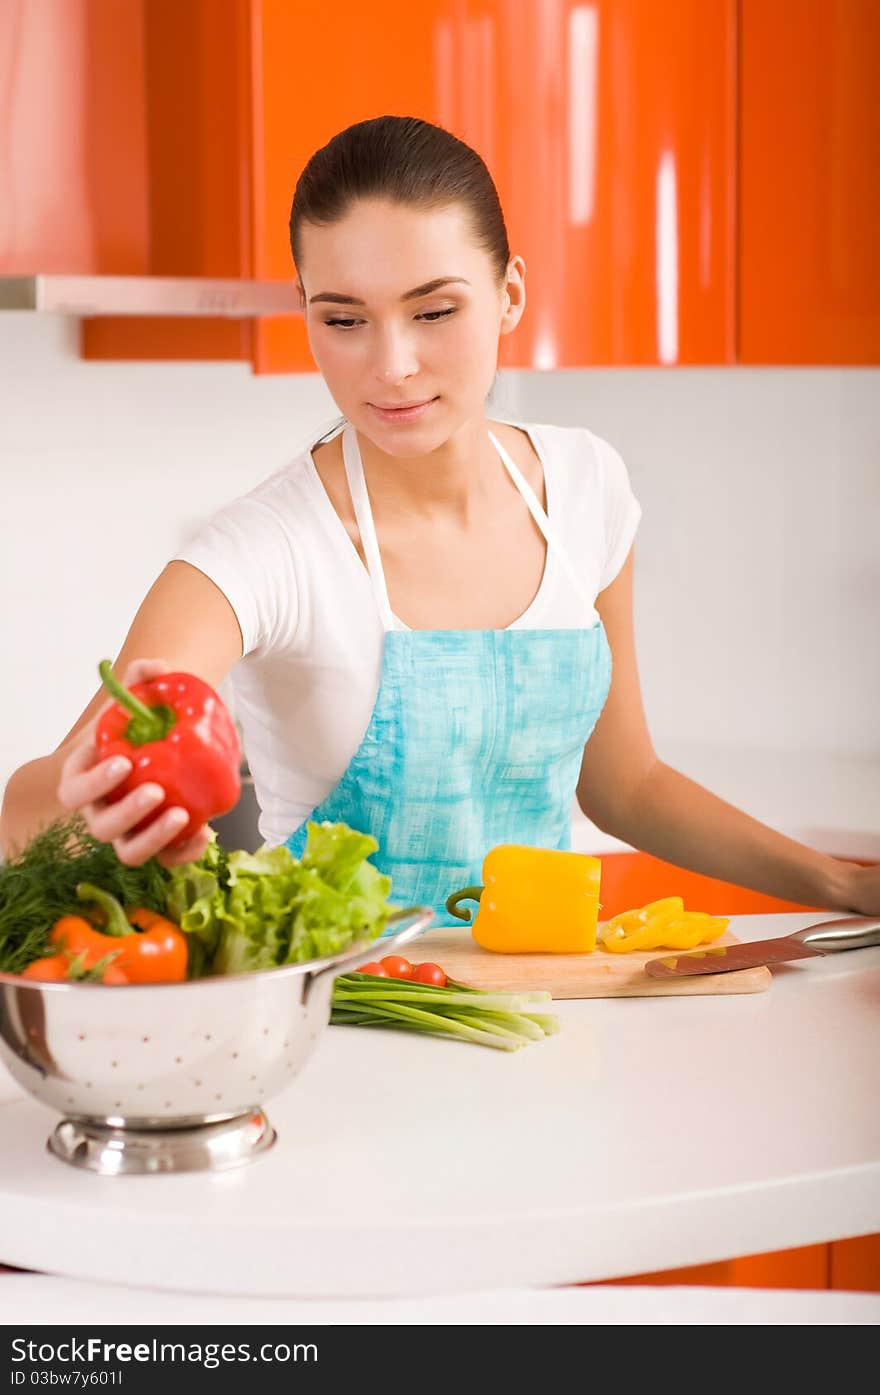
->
xmin=84 ymin=0 xmax=260 ymax=366
xmin=252 ymin=0 xmax=736 ymax=370
xmin=6 ymin=0 xmax=737 ymax=371
xmin=0 ymin=0 xmax=257 ymax=364
xmin=738 ymin=0 xmax=880 ymax=363
xmin=596 ymin=850 xmax=826 ymax=919
xmin=0 ymin=0 xmax=150 ymax=275
xmin=830 ymin=1234 xmax=880 ymax=1293
xmin=247 ymin=0 xmax=453 ymax=373
xmin=10 ymin=2 xmax=876 ymax=369
xmin=457 ymin=0 xmax=738 ymax=368
xmin=118 ymin=0 xmax=739 ymax=372
xmin=585 ymin=1235 xmax=880 ymax=1291
xmin=85 ymin=0 xmax=454 ymax=372
xmin=589 ymin=1242 xmax=830 ymax=1290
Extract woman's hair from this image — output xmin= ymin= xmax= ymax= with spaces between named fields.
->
xmin=290 ymin=115 xmax=510 ymax=285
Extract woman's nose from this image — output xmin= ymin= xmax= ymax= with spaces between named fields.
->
xmin=372 ymin=326 xmax=419 ymax=384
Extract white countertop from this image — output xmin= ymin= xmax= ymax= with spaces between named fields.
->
xmin=1 ymin=911 xmax=878 ymax=1300
xmin=571 ymin=743 xmax=880 ymax=860
xmin=2 ymin=1273 xmax=878 ymax=1326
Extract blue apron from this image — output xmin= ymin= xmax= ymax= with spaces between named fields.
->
xmin=286 ymin=423 xmax=612 ymax=927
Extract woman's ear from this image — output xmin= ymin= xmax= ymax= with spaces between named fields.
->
xmin=500 ymin=255 xmax=526 ymax=336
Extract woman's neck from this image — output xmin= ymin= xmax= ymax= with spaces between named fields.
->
xmin=356 ymin=415 xmax=507 ymax=525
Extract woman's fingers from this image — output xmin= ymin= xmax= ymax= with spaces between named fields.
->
xmin=156 ymin=824 xmax=213 ymax=869
xmin=111 ymin=807 xmax=195 ymax=868
xmin=57 ymin=657 xmax=215 ymax=867
xmin=57 ymin=727 xmax=132 ymax=813
xmin=83 ymin=781 xmax=166 ymax=845
xmin=58 ymin=659 xmax=183 ymax=864
xmin=119 ymin=657 xmax=169 ymax=688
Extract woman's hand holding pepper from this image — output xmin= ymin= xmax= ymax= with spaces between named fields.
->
xmin=56 ymin=659 xmax=213 ymax=868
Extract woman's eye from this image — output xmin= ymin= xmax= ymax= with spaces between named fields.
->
xmin=323 ymin=308 xmax=457 ymax=330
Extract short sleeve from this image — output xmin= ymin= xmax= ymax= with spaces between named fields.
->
xmin=174 ymin=496 xmax=298 ymax=657
xmin=595 ymin=436 xmax=642 ymax=591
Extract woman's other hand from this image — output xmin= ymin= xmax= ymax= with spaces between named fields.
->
xmin=840 ymin=860 xmax=880 ymax=917
xmin=56 ymin=658 xmax=213 ymax=868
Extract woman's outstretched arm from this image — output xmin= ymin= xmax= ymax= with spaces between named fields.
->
xmin=0 ymin=561 xmax=244 ymax=864
xmin=577 ymin=552 xmax=877 ymax=914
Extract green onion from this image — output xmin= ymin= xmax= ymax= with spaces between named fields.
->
xmin=330 ymin=973 xmax=560 ymax=1050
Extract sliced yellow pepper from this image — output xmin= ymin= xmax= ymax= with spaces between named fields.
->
xmin=446 ymin=844 xmax=602 ymax=953
xmin=599 ymin=899 xmax=729 ymax=953
xmin=601 ymin=898 xmax=684 ymax=952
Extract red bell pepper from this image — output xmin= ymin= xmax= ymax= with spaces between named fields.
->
xmin=95 ymin=659 xmax=241 ymax=846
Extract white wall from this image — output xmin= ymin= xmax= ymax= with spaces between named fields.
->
xmin=507 ymin=366 xmax=880 ymax=757
xmin=1 ymin=314 xmax=878 ymax=802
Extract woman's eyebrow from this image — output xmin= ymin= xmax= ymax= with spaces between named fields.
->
xmin=309 ymin=277 xmax=470 ymax=306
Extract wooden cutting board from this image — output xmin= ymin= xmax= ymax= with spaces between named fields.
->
xmin=416 ymin=925 xmax=772 ymax=999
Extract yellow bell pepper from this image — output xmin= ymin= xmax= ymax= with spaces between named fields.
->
xmin=599 ymin=897 xmax=729 ymax=953
xmin=445 ymin=844 xmax=601 ymax=954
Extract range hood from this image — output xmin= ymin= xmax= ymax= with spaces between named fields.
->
xmin=0 ymin=275 xmax=301 ymax=317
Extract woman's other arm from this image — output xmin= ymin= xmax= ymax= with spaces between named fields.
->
xmin=0 ymin=561 xmax=244 ymax=865
xmin=577 ymin=551 xmax=877 ymax=914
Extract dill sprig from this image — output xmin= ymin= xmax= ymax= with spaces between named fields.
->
xmin=0 ymin=816 xmax=172 ymax=975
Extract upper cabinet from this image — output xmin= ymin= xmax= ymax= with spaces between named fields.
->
xmin=2 ymin=0 xmax=877 ymax=370
xmin=450 ymin=0 xmax=737 ymax=368
xmin=738 ymin=0 xmax=880 ymax=364
xmin=248 ymin=0 xmax=453 ymax=373
xmin=251 ymin=0 xmax=737 ymax=370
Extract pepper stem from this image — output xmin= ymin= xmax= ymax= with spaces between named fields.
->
xmin=445 ymin=886 xmax=484 ymax=923
xmin=76 ymin=882 xmax=133 ymax=938
xmin=98 ymin=659 xmax=175 ymax=745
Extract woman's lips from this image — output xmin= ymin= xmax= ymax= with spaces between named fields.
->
xmin=368 ymin=397 xmax=438 ymax=425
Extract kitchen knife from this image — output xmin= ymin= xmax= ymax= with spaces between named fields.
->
xmin=644 ymin=915 xmax=880 ymax=979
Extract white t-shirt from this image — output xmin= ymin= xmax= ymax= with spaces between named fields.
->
xmin=175 ymin=417 xmax=641 ymax=848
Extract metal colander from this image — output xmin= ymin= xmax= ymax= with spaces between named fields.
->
xmin=0 ymin=906 xmax=432 ymax=1175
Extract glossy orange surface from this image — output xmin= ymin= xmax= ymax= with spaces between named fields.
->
xmin=587 ymin=1234 xmax=880 ymax=1292
xmin=738 ymin=0 xmax=880 ymax=363
xmin=84 ymin=0 xmax=255 ymax=364
xmin=589 ymin=1242 xmax=830 ymax=1290
xmin=255 ymin=0 xmax=736 ymax=372
xmin=251 ymin=0 xmax=451 ymax=373
xmin=6 ymin=2 xmax=876 ymax=368
xmin=597 ymin=850 xmax=825 ymax=919
xmin=0 ymin=0 xmax=149 ymax=273
xmin=467 ymin=0 xmax=737 ymax=368
xmin=829 ymin=1234 xmax=880 ymax=1292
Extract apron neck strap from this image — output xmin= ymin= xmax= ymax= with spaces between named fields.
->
xmin=486 ymin=430 xmax=593 ymax=611
xmin=342 ymin=422 xmax=594 ymax=629
xmin=342 ymin=426 xmax=397 ymax=630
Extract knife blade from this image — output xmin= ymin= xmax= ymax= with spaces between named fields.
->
xmin=644 ymin=915 xmax=880 ymax=979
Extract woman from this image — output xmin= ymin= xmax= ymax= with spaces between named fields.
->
xmin=1 ymin=116 xmax=877 ymax=924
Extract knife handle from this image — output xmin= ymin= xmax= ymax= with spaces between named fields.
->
xmin=794 ymin=916 xmax=880 ymax=952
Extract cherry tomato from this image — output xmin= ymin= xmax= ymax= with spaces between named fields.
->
xmin=378 ymin=955 xmax=414 ymax=980
xmin=356 ymin=962 xmax=389 ymax=977
xmin=411 ymin=962 xmax=448 ymax=987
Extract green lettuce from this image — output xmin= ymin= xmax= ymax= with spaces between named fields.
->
xmin=164 ymin=822 xmax=392 ymax=978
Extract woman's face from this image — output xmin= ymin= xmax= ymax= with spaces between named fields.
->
xmin=297 ymin=199 xmax=525 ymax=455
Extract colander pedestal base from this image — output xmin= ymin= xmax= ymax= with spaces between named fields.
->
xmin=47 ymin=1109 xmax=277 ymax=1175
